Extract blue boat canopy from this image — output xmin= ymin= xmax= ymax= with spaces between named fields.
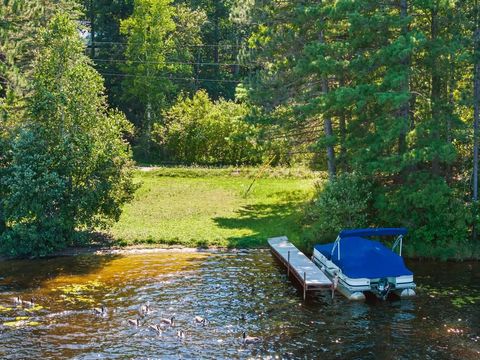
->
xmin=314 ymin=237 xmax=412 ymax=279
xmin=339 ymin=227 xmax=407 ymax=239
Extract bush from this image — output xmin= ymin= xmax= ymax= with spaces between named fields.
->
xmin=304 ymin=172 xmax=372 ymax=245
xmin=153 ymin=90 xmax=263 ymax=165
xmin=376 ymin=173 xmax=469 ymax=259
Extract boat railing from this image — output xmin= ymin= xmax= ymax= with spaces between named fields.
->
xmin=392 ymin=235 xmax=403 ymax=256
xmin=330 ymin=235 xmax=341 ymax=260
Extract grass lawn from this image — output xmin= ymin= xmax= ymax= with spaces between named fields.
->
xmin=110 ymin=167 xmax=319 ymax=249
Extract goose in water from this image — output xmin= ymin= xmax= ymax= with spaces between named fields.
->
xmin=149 ymin=324 xmax=163 ymax=336
xmin=128 ymin=318 xmax=141 ymax=327
xmin=194 ymin=316 xmax=208 ymax=326
xmin=161 ymin=316 xmax=175 ymax=327
xmin=177 ymin=329 xmax=185 ymax=340
xmin=93 ymin=306 xmax=108 ymax=317
xmin=22 ymin=298 xmax=35 ymax=307
xmin=139 ymin=301 xmax=151 ymax=316
xmin=242 ymin=332 xmax=261 ymax=345
xmin=13 ymin=297 xmax=35 ymax=307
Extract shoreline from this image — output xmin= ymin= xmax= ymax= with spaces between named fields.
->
xmin=1 ymin=243 xmax=478 ymax=262
xmin=0 ymin=244 xmax=269 ymax=261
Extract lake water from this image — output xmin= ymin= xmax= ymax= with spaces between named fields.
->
xmin=0 ymin=250 xmax=478 ymax=359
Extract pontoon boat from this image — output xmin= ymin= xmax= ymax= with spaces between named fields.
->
xmin=312 ymin=228 xmax=416 ymax=300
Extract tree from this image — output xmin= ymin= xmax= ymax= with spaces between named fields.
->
xmin=240 ymin=0 xmax=472 ymax=254
xmin=0 ymin=0 xmax=81 ymax=103
xmin=0 ymin=14 xmax=136 ymax=257
xmin=120 ymin=0 xmax=205 ymax=157
xmin=81 ymin=0 xmax=135 ymax=110
xmin=473 ymin=0 xmax=480 ymax=239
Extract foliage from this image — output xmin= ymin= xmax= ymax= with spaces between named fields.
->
xmin=177 ymin=0 xmax=245 ymax=99
xmin=303 ymin=173 xmax=373 ymax=246
xmin=2 ymin=0 xmax=480 ymax=259
xmin=80 ymin=0 xmax=134 ymax=111
xmin=238 ymin=0 xmax=479 ymax=256
xmin=119 ymin=0 xmax=206 ymax=156
xmin=376 ymin=173 xmax=470 ymax=259
xmin=153 ymin=90 xmax=262 ymax=165
xmin=0 ymin=14 xmax=136 ymax=257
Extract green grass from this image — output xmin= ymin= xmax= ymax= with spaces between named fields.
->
xmin=110 ymin=167 xmax=318 ymax=249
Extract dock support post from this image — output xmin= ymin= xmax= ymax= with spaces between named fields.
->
xmin=287 ymin=251 xmax=290 ymax=277
xmin=303 ymin=272 xmax=306 ymax=300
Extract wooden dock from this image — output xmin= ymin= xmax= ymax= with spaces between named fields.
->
xmin=268 ymin=236 xmax=332 ymax=299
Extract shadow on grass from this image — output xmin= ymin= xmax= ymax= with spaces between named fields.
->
xmin=214 ymin=190 xmax=310 ymax=248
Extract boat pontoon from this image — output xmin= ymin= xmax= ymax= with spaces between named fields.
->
xmin=312 ymin=228 xmax=416 ymax=301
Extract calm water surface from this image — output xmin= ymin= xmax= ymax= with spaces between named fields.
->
xmin=0 ymin=250 xmax=478 ymax=359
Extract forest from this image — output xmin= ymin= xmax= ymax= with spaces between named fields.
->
xmin=1 ymin=0 xmax=480 ymax=259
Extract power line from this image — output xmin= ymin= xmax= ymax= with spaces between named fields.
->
xmin=91 ymin=58 xmax=256 ymax=67
xmin=90 ymin=41 xmax=243 ymax=48
xmin=99 ymin=72 xmax=241 ymax=84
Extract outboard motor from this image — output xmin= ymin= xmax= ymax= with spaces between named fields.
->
xmin=376 ymin=278 xmax=391 ymax=300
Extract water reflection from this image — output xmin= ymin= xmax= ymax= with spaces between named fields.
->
xmin=0 ymin=251 xmax=478 ymax=359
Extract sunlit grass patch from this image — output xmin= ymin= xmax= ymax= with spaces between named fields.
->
xmin=110 ymin=168 xmax=319 ymax=249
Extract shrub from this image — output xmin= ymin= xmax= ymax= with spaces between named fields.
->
xmin=376 ymin=172 xmax=469 ymax=259
xmin=304 ymin=172 xmax=373 ymax=246
xmin=153 ymin=90 xmax=263 ymax=165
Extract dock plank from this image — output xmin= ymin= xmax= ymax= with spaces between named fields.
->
xmin=268 ymin=236 xmax=331 ymax=288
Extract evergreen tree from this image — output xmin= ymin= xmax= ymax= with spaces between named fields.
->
xmin=81 ymin=0 xmax=135 ymax=111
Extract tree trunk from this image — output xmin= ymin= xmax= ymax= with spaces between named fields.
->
xmin=398 ymin=0 xmax=409 ymax=155
xmin=473 ymin=0 xmax=480 ymax=240
xmin=319 ymin=23 xmax=336 ymax=180
xmin=321 ymin=76 xmax=336 ymax=180
xmin=213 ymin=1 xmax=220 ymax=73
xmin=431 ymin=4 xmax=441 ymax=175
xmin=89 ymin=0 xmax=95 ymax=58
xmin=339 ymin=76 xmax=347 ymax=169
xmin=446 ymin=54 xmax=456 ymax=184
